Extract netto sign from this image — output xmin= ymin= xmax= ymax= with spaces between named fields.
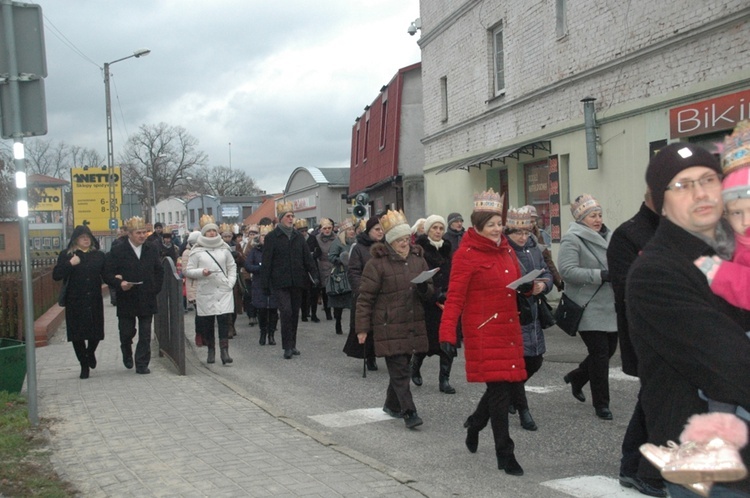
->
xmin=71 ymin=167 xmax=122 ymax=232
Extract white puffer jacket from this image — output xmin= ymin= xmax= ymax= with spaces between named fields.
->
xmin=185 ymin=241 xmax=236 ymax=317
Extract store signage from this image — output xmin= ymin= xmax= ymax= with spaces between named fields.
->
xmin=670 ymin=88 xmax=750 ymax=139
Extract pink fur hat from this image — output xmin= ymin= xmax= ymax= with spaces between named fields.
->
xmin=680 ymin=413 xmax=748 ymax=448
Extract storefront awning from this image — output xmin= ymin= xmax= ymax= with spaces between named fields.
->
xmin=435 ymin=141 xmax=551 ymax=174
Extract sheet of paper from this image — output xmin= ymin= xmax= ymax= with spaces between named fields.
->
xmin=410 ymin=268 xmax=440 ymax=284
xmin=505 ymin=268 xmax=543 ymax=290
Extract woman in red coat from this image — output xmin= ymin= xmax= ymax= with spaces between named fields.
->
xmin=439 ymin=189 xmax=527 ymax=476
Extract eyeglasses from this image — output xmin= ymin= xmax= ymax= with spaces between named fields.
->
xmin=511 ymin=230 xmax=532 ymax=237
xmin=665 ymin=173 xmax=722 ymax=193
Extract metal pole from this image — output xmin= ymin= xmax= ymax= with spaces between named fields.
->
xmin=2 ymin=0 xmax=38 ymax=425
xmin=104 ymin=62 xmax=117 ymax=232
xmin=152 ymin=178 xmax=157 ymax=224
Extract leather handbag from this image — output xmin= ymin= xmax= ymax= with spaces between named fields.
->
xmin=554 ymin=284 xmax=604 ymax=336
xmin=325 ymin=264 xmax=351 ymax=296
xmin=57 ymin=278 xmax=68 ymax=307
xmin=516 ymin=292 xmax=533 ymax=325
xmin=537 ymin=294 xmax=556 ymax=329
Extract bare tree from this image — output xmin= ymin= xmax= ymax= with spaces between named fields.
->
xmin=193 ymin=165 xmax=263 ymax=197
xmin=120 ymin=122 xmax=208 ymax=210
xmin=0 ymin=158 xmax=15 ymax=218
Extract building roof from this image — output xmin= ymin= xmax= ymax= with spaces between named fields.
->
xmin=242 ymin=194 xmax=283 ymax=226
xmin=27 ymin=174 xmax=69 ymax=187
xmin=315 ymin=168 xmax=350 ymax=186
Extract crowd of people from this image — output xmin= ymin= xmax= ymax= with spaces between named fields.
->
xmin=51 ymin=121 xmax=750 ymax=497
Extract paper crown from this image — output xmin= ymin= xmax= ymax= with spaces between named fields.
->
xmin=219 ymin=223 xmax=232 ymax=234
xmin=570 ymin=194 xmax=601 ymax=221
xmin=259 ymin=225 xmax=273 ymax=236
xmin=379 ymin=209 xmax=409 ymax=234
xmin=125 ymin=216 xmax=146 ymax=231
xmin=338 ymin=218 xmax=354 ymax=232
xmin=320 ymin=218 xmax=333 ymax=228
xmin=356 ymin=219 xmax=366 ymax=232
xmin=276 ymin=201 xmax=294 ymax=216
xmin=199 ymin=214 xmax=215 ymax=228
xmin=246 ymin=224 xmax=259 ymax=234
xmin=473 ymin=188 xmax=504 ymax=214
xmin=721 ymin=120 xmax=750 ymax=175
xmin=506 ymin=206 xmax=533 ymax=230
xmin=293 ymin=218 xmax=308 ymax=230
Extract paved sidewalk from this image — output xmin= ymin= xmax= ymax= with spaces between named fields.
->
xmin=34 ymin=302 xmax=429 ymax=497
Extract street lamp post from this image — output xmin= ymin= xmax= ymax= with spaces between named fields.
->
xmin=144 ymin=176 xmax=157 ymax=224
xmin=104 ymin=48 xmax=150 ymax=232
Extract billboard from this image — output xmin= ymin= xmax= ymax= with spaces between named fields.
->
xmin=30 ymin=186 xmax=62 ymax=211
xmin=71 ymin=167 xmax=122 ymax=232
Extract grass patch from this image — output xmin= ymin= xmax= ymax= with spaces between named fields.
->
xmin=0 ymin=391 xmax=76 ymax=497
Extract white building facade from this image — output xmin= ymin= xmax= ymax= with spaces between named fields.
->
xmin=419 ymin=0 xmax=750 ymax=242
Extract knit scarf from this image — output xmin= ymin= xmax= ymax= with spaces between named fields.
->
xmin=278 ymin=224 xmax=294 ymax=239
xmin=428 ymin=237 xmax=444 ymax=250
xmin=690 ymin=218 xmax=735 ymax=261
xmin=196 ymin=234 xmax=226 ymax=249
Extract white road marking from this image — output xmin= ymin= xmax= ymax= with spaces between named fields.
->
xmin=309 ymin=407 xmax=396 ymax=428
xmin=541 ymin=475 xmax=649 ymax=497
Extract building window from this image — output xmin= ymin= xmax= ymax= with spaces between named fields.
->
xmin=0 ymin=234 xmax=5 ymax=250
xmin=493 ymin=23 xmax=505 ymax=96
xmin=379 ymin=100 xmax=388 ymax=149
xmin=364 ymin=119 xmax=370 ymax=161
xmin=355 ymin=127 xmax=360 ymax=165
xmin=207 ymin=207 xmax=213 ymax=217
xmin=524 ymin=160 xmax=552 ymax=243
xmin=556 ymin=0 xmax=567 ymax=39
xmin=440 ymin=76 xmax=448 ymax=122
xmin=168 ymin=212 xmax=173 ymax=224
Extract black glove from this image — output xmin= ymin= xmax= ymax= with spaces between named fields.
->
xmin=600 ymin=270 xmax=610 ymax=282
xmin=436 ymin=291 xmax=447 ymax=304
xmin=517 ymin=282 xmax=534 ymax=294
xmin=440 ymin=342 xmax=457 ymax=357
xmin=416 ymin=282 xmax=428 ymax=294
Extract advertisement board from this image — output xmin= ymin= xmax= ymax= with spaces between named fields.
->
xmin=30 ymin=186 xmax=62 ymax=211
xmin=71 ymin=167 xmax=122 ymax=232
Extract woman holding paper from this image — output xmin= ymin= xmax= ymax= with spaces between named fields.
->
xmin=413 ymin=214 xmax=456 ymax=394
xmin=504 ymin=207 xmax=554 ymax=431
xmin=438 ymin=189 xmax=527 ymax=476
xmin=557 ymin=194 xmax=616 ymax=420
xmin=356 ymin=210 xmax=432 ymax=429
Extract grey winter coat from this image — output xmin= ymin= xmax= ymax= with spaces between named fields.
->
xmin=557 ymin=221 xmax=616 ymax=332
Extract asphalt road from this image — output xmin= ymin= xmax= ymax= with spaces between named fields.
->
xmin=190 ymin=308 xmax=646 ymax=498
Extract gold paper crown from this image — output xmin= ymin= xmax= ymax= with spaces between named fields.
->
xmin=246 ymin=224 xmax=259 ymax=233
xmin=473 ymin=188 xmax=504 ymax=214
xmin=356 ymin=219 xmax=366 ymax=232
xmin=276 ymin=201 xmax=294 ymax=216
xmin=338 ymin=218 xmax=354 ymax=232
xmin=506 ymin=206 xmax=533 ymax=229
xmin=125 ymin=216 xmax=146 ymax=231
xmin=199 ymin=214 xmax=215 ymax=228
xmin=722 ymin=120 xmax=750 ymax=175
xmin=219 ymin=223 xmax=232 ymax=234
xmin=379 ymin=209 xmax=409 ymax=234
xmin=259 ymin=224 xmax=273 ymax=236
xmin=293 ymin=218 xmax=308 ymax=230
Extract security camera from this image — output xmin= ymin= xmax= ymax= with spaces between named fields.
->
xmin=407 ymin=23 xmax=417 ymax=36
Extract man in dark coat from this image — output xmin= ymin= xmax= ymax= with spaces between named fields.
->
xmin=607 ymin=191 xmax=664 ymax=497
xmin=104 ymin=216 xmax=164 ymax=374
xmin=627 ymin=143 xmax=750 ymax=496
xmin=443 ymin=212 xmax=465 ymax=256
xmin=260 ymin=204 xmax=318 ymax=359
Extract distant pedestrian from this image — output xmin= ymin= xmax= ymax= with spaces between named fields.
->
xmin=327 ymin=218 xmax=355 ymax=335
xmin=444 ymin=212 xmax=465 ymax=256
xmin=53 ymin=225 xmax=106 ymax=379
xmin=245 ymin=225 xmax=279 ymax=346
xmin=356 ymin=210 xmax=432 ymax=429
xmin=104 ymin=216 xmax=164 ymax=375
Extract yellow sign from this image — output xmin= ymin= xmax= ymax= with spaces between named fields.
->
xmin=71 ymin=167 xmax=122 ymax=232
xmin=31 ymin=187 xmax=63 ymax=211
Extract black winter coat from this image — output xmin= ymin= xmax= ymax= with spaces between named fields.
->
xmin=261 ymin=226 xmax=318 ymax=292
xmin=53 ymin=248 xmax=106 ymax=342
xmin=245 ymin=245 xmax=278 ymax=309
xmin=103 ymin=240 xmax=164 ymax=317
xmin=606 ymin=202 xmax=659 ymax=377
xmin=627 ymin=219 xmax=750 ymax=491
xmin=415 ymin=234 xmax=452 ymax=355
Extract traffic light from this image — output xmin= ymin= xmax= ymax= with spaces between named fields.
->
xmin=353 ymin=193 xmax=370 ymax=220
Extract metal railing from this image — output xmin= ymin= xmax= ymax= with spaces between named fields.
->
xmin=154 ymin=258 xmax=185 ymax=375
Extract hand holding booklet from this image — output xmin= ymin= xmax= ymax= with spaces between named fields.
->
xmin=505 ymin=269 xmax=543 ymax=290
xmin=411 ymin=268 xmax=440 ymax=284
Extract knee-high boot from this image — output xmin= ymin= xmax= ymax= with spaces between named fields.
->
xmin=257 ymin=309 xmax=268 ymax=345
xmin=72 ymin=341 xmax=89 ymax=379
xmin=410 ymin=354 xmax=424 ymax=386
xmin=334 ymin=307 xmax=343 ymax=334
xmin=220 ymin=339 xmax=233 ymax=365
xmin=206 ymin=334 xmax=216 ymax=364
xmin=267 ymin=310 xmax=278 ymax=345
xmin=439 ymin=352 xmax=456 ymax=394
xmin=228 ymin=313 xmax=237 ymax=338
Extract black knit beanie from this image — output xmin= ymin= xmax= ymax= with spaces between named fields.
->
xmin=365 ymin=216 xmax=380 ymax=234
xmin=646 ymin=143 xmax=721 ymax=214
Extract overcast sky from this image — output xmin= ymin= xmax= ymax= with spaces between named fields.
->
xmin=33 ymin=0 xmax=421 ymax=193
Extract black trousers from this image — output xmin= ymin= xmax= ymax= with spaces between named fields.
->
xmin=309 ymin=286 xmax=328 ymax=317
xmin=620 ymin=392 xmax=654 ymax=480
xmin=196 ymin=313 xmax=231 ymax=345
xmin=72 ymin=339 xmax=99 ymax=364
xmin=384 ymin=354 xmax=416 ymax=414
xmin=468 ymin=381 xmax=518 ymax=456
xmin=509 ymin=354 xmax=544 ymax=411
xmin=300 ymin=287 xmax=310 ymax=319
xmin=275 ymin=287 xmax=302 ymax=350
xmin=118 ymin=315 xmax=153 ymax=369
xmin=565 ymin=330 xmax=618 ymax=409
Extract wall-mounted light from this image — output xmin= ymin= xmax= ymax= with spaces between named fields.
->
xmin=407 ymin=18 xmax=422 ymax=36
xmin=581 ymin=97 xmax=601 ymax=170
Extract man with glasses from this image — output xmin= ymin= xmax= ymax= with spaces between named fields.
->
xmin=627 ymin=143 xmax=750 ymax=497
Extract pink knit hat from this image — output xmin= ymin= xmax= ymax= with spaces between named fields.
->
xmin=723 ymin=167 xmax=750 ymax=202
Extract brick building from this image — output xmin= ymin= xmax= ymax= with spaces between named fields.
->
xmin=419 ymin=0 xmax=750 ymax=242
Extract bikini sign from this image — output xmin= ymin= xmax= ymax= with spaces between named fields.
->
xmin=670 ymin=88 xmax=750 ymax=139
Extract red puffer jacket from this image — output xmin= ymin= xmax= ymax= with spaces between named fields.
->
xmin=439 ymin=228 xmax=527 ymax=383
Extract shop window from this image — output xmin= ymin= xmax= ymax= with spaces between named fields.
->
xmin=524 ymin=160 xmax=553 ymax=243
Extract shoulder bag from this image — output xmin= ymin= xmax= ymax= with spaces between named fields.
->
xmin=58 ymin=278 xmax=68 ymax=307
xmin=537 ymin=294 xmax=556 ymax=329
xmin=326 ymin=264 xmax=351 ymax=296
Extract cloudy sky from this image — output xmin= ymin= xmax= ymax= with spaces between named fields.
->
xmin=33 ymin=0 xmax=421 ymax=193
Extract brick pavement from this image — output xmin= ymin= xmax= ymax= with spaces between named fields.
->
xmin=34 ymin=302 xmax=432 ymax=497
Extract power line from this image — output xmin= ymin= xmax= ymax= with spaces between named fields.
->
xmin=42 ymin=14 xmax=100 ymax=69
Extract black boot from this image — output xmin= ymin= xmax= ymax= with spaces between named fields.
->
xmin=410 ymin=354 xmax=424 ymax=386
xmin=73 ymin=341 xmax=89 ymax=379
xmin=335 ymin=319 xmax=343 ymax=335
xmin=258 ymin=309 xmax=268 ymax=345
xmin=519 ymin=408 xmax=538 ymax=431
xmin=325 ymin=307 xmax=332 ymax=320
xmin=439 ymin=353 xmax=456 ymax=394
xmin=220 ymin=339 xmax=233 ymax=365
xmin=497 ymin=454 xmax=524 ymax=476
xmin=207 ymin=347 xmax=216 ymax=364
xmin=267 ymin=311 xmax=278 ymax=345
xmin=464 ymin=417 xmax=479 ymax=453
xmin=366 ymin=356 xmax=378 ymax=371
xmin=87 ymin=340 xmax=99 ymax=369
